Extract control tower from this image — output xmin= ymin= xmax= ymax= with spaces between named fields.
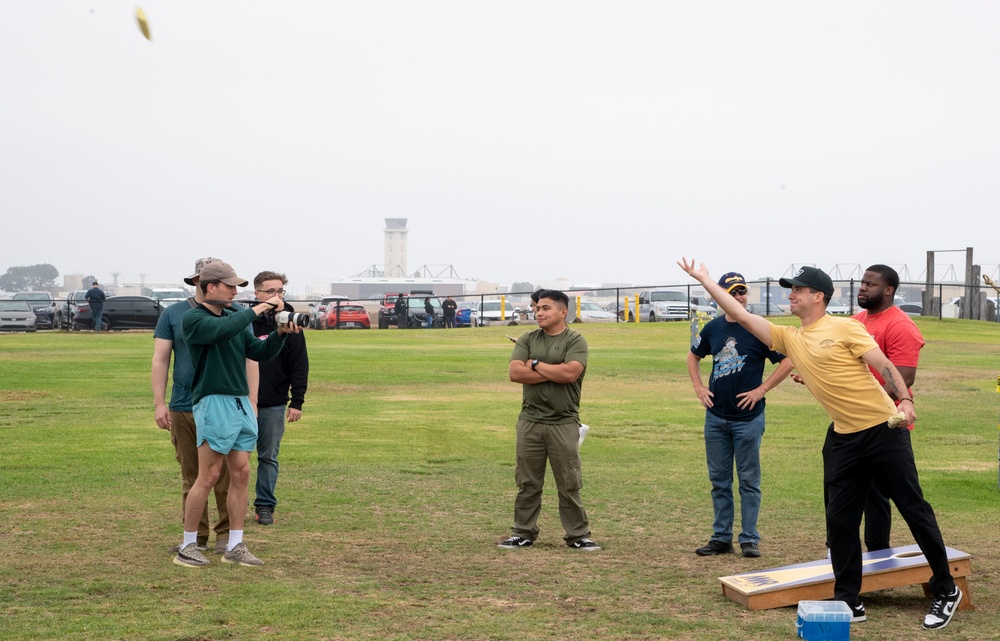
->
xmin=384 ymin=218 xmax=408 ymax=277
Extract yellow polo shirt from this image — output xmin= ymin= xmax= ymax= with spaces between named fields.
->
xmin=770 ymin=315 xmax=897 ymax=434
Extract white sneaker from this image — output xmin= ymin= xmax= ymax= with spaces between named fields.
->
xmin=578 ymin=423 xmax=590 ymax=448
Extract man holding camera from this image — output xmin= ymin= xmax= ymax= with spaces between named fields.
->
xmin=174 ymin=261 xmax=298 ymax=568
xmin=250 ymin=271 xmax=309 ymax=527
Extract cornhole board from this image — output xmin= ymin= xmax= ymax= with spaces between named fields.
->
xmin=719 ymin=544 xmax=974 ymax=611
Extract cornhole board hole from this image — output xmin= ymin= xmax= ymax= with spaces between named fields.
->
xmin=719 ymin=544 xmax=974 ymax=611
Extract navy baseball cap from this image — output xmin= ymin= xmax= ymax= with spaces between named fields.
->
xmin=717 ymin=272 xmax=747 ymax=293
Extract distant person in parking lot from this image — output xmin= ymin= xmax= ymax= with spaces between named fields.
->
xmin=442 ymin=296 xmax=457 ymax=328
xmin=85 ymin=281 xmax=106 ymax=331
xmin=424 ymin=297 xmax=435 ymax=328
xmin=395 ymin=294 xmax=408 ymax=329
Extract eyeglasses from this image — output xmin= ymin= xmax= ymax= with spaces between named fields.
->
xmin=256 ymin=288 xmax=285 ymax=296
xmin=729 ymin=287 xmax=748 ymax=296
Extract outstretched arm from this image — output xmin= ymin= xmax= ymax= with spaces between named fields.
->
xmin=677 ymin=258 xmax=774 ymax=347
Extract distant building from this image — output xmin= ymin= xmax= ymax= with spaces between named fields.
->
xmin=384 ymin=218 xmax=408 ymax=278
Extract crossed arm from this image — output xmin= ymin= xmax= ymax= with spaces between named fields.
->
xmin=509 ymin=359 xmax=585 ymax=385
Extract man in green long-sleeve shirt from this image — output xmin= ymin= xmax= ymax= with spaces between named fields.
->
xmin=172 ymin=261 xmax=301 ymax=569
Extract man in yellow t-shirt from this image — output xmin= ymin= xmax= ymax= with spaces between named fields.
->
xmin=678 ymin=258 xmax=961 ymax=632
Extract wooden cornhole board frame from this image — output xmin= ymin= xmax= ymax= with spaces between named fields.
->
xmin=719 ymin=544 xmax=974 ymax=611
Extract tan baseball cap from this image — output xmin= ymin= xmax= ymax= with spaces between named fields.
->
xmin=198 ymin=261 xmax=249 ymax=288
xmin=184 ymin=256 xmax=223 ymax=286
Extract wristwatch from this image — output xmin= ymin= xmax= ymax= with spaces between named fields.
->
xmin=531 ymin=359 xmax=539 ymax=371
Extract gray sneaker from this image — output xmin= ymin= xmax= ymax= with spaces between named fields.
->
xmin=169 ymin=540 xmax=207 ymax=554
xmin=173 ymin=542 xmax=210 ymax=568
xmin=222 ymin=542 xmax=264 ymax=567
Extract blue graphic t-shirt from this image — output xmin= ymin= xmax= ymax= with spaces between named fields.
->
xmin=691 ymin=316 xmax=786 ymax=421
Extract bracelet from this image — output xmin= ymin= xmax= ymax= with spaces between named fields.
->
xmin=898 ymin=397 xmax=914 ymax=405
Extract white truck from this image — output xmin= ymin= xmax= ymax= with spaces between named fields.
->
xmin=625 ymin=290 xmax=715 ymax=322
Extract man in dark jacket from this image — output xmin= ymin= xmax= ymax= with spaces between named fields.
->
xmin=250 ymin=271 xmax=309 ymax=526
xmin=395 ymin=294 xmax=408 ymax=329
xmin=85 ymin=281 xmax=106 ymax=331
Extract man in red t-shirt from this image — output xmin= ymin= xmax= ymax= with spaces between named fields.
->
xmin=824 ymin=264 xmax=925 ymax=552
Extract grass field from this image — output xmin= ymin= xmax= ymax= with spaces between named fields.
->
xmin=2 ymin=318 xmax=1000 ymax=640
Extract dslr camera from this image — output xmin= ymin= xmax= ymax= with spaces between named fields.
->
xmin=274 ymin=310 xmax=309 ymax=328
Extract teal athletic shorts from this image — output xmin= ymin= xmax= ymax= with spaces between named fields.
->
xmin=193 ymin=394 xmax=258 ymax=454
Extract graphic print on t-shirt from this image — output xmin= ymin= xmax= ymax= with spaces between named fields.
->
xmin=712 ymin=337 xmax=747 ymax=382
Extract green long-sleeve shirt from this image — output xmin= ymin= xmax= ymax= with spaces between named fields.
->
xmin=182 ymin=304 xmax=285 ymax=404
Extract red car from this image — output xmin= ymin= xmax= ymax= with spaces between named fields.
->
xmin=324 ymin=301 xmax=371 ymax=329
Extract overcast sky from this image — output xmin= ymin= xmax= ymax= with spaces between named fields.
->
xmin=3 ymin=2 xmax=998 ymax=294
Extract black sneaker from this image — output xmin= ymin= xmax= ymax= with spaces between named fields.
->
xmin=255 ymin=507 xmax=274 ymax=526
xmin=850 ymin=602 xmax=867 ymax=623
xmin=740 ymin=542 xmax=761 ymax=558
xmin=923 ymin=586 xmax=962 ymax=630
xmin=497 ymin=536 xmax=533 ymax=549
xmin=567 ymin=538 xmax=601 ymax=551
xmin=695 ymin=540 xmax=734 ymax=556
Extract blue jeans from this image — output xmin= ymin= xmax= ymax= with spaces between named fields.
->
xmin=254 ymin=405 xmax=286 ymax=510
xmin=91 ymin=305 xmax=104 ymax=331
xmin=704 ymin=411 xmax=765 ymax=544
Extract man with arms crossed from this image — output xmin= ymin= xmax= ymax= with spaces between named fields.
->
xmin=498 ymin=290 xmax=599 ymax=551
xmin=153 ymin=257 xmax=232 ymax=554
xmin=823 ymin=264 xmax=925 ymax=553
xmin=688 ymin=272 xmax=794 ymax=558
xmin=679 ymin=259 xmax=960 ymax=630
xmin=250 ymin=271 xmax=309 ymax=527
xmin=173 ymin=261 xmax=299 ymax=568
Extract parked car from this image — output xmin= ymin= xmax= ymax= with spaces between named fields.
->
xmin=826 ymin=298 xmax=853 ymax=315
xmin=746 ymin=302 xmax=789 ymax=316
xmin=72 ymin=295 xmax=164 ymax=330
xmin=455 ymin=302 xmax=477 ymax=328
xmin=897 ymin=302 xmax=922 ymax=317
xmin=12 ymin=291 xmax=56 ymax=329
xmin=574 ymin=301 xmax=617 ymax=321
xmin=941 ymin=296 xmax=996 ymax=321
xmin=323 ymin=301 xmax=371 ymax=329
xmin=377 ymin=292 xmax=402 ymax=329
xmin=0 ymin=300 xmax=38 ymax=332
xmin=150 ymin=288 xmax=189 ymax=307
xmin=399 ymin=293 xmax=443 ymax=328
xmin=478 ymin=300 xmax=519 ymax=325
xmin=55 ymin=290 xmax=89 ymax=329
xmin=309 ymin=295 xmax=350 ymax=329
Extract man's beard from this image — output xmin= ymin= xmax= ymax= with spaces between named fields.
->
xmin=858 ymin=292 xmax=886 ymax=310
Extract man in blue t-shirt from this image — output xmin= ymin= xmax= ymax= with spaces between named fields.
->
xmin=686 ymin=272 xmax=794 ymax=558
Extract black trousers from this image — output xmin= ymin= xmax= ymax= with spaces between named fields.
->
xmin=823 ymin=426 xmax=893 ymax=552
xmin=824 ymin=422 xmax=955 ymax=606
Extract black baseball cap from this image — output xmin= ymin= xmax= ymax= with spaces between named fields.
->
xmin=779 ymin=266 xmax=834 ymax=297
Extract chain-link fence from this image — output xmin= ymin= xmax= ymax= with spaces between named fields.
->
xmin=274 ymin=276 xmax=1000 ymax=330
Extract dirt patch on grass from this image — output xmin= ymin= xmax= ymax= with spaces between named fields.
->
xmin=0 ymin=390 xmax=49 ymax=402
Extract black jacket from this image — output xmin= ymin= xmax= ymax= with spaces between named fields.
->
xmin=251 ymin=302 xmax=309 ymax=410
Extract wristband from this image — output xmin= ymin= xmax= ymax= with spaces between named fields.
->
xmin=898 ymin=397 xmax=914 ymax=405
